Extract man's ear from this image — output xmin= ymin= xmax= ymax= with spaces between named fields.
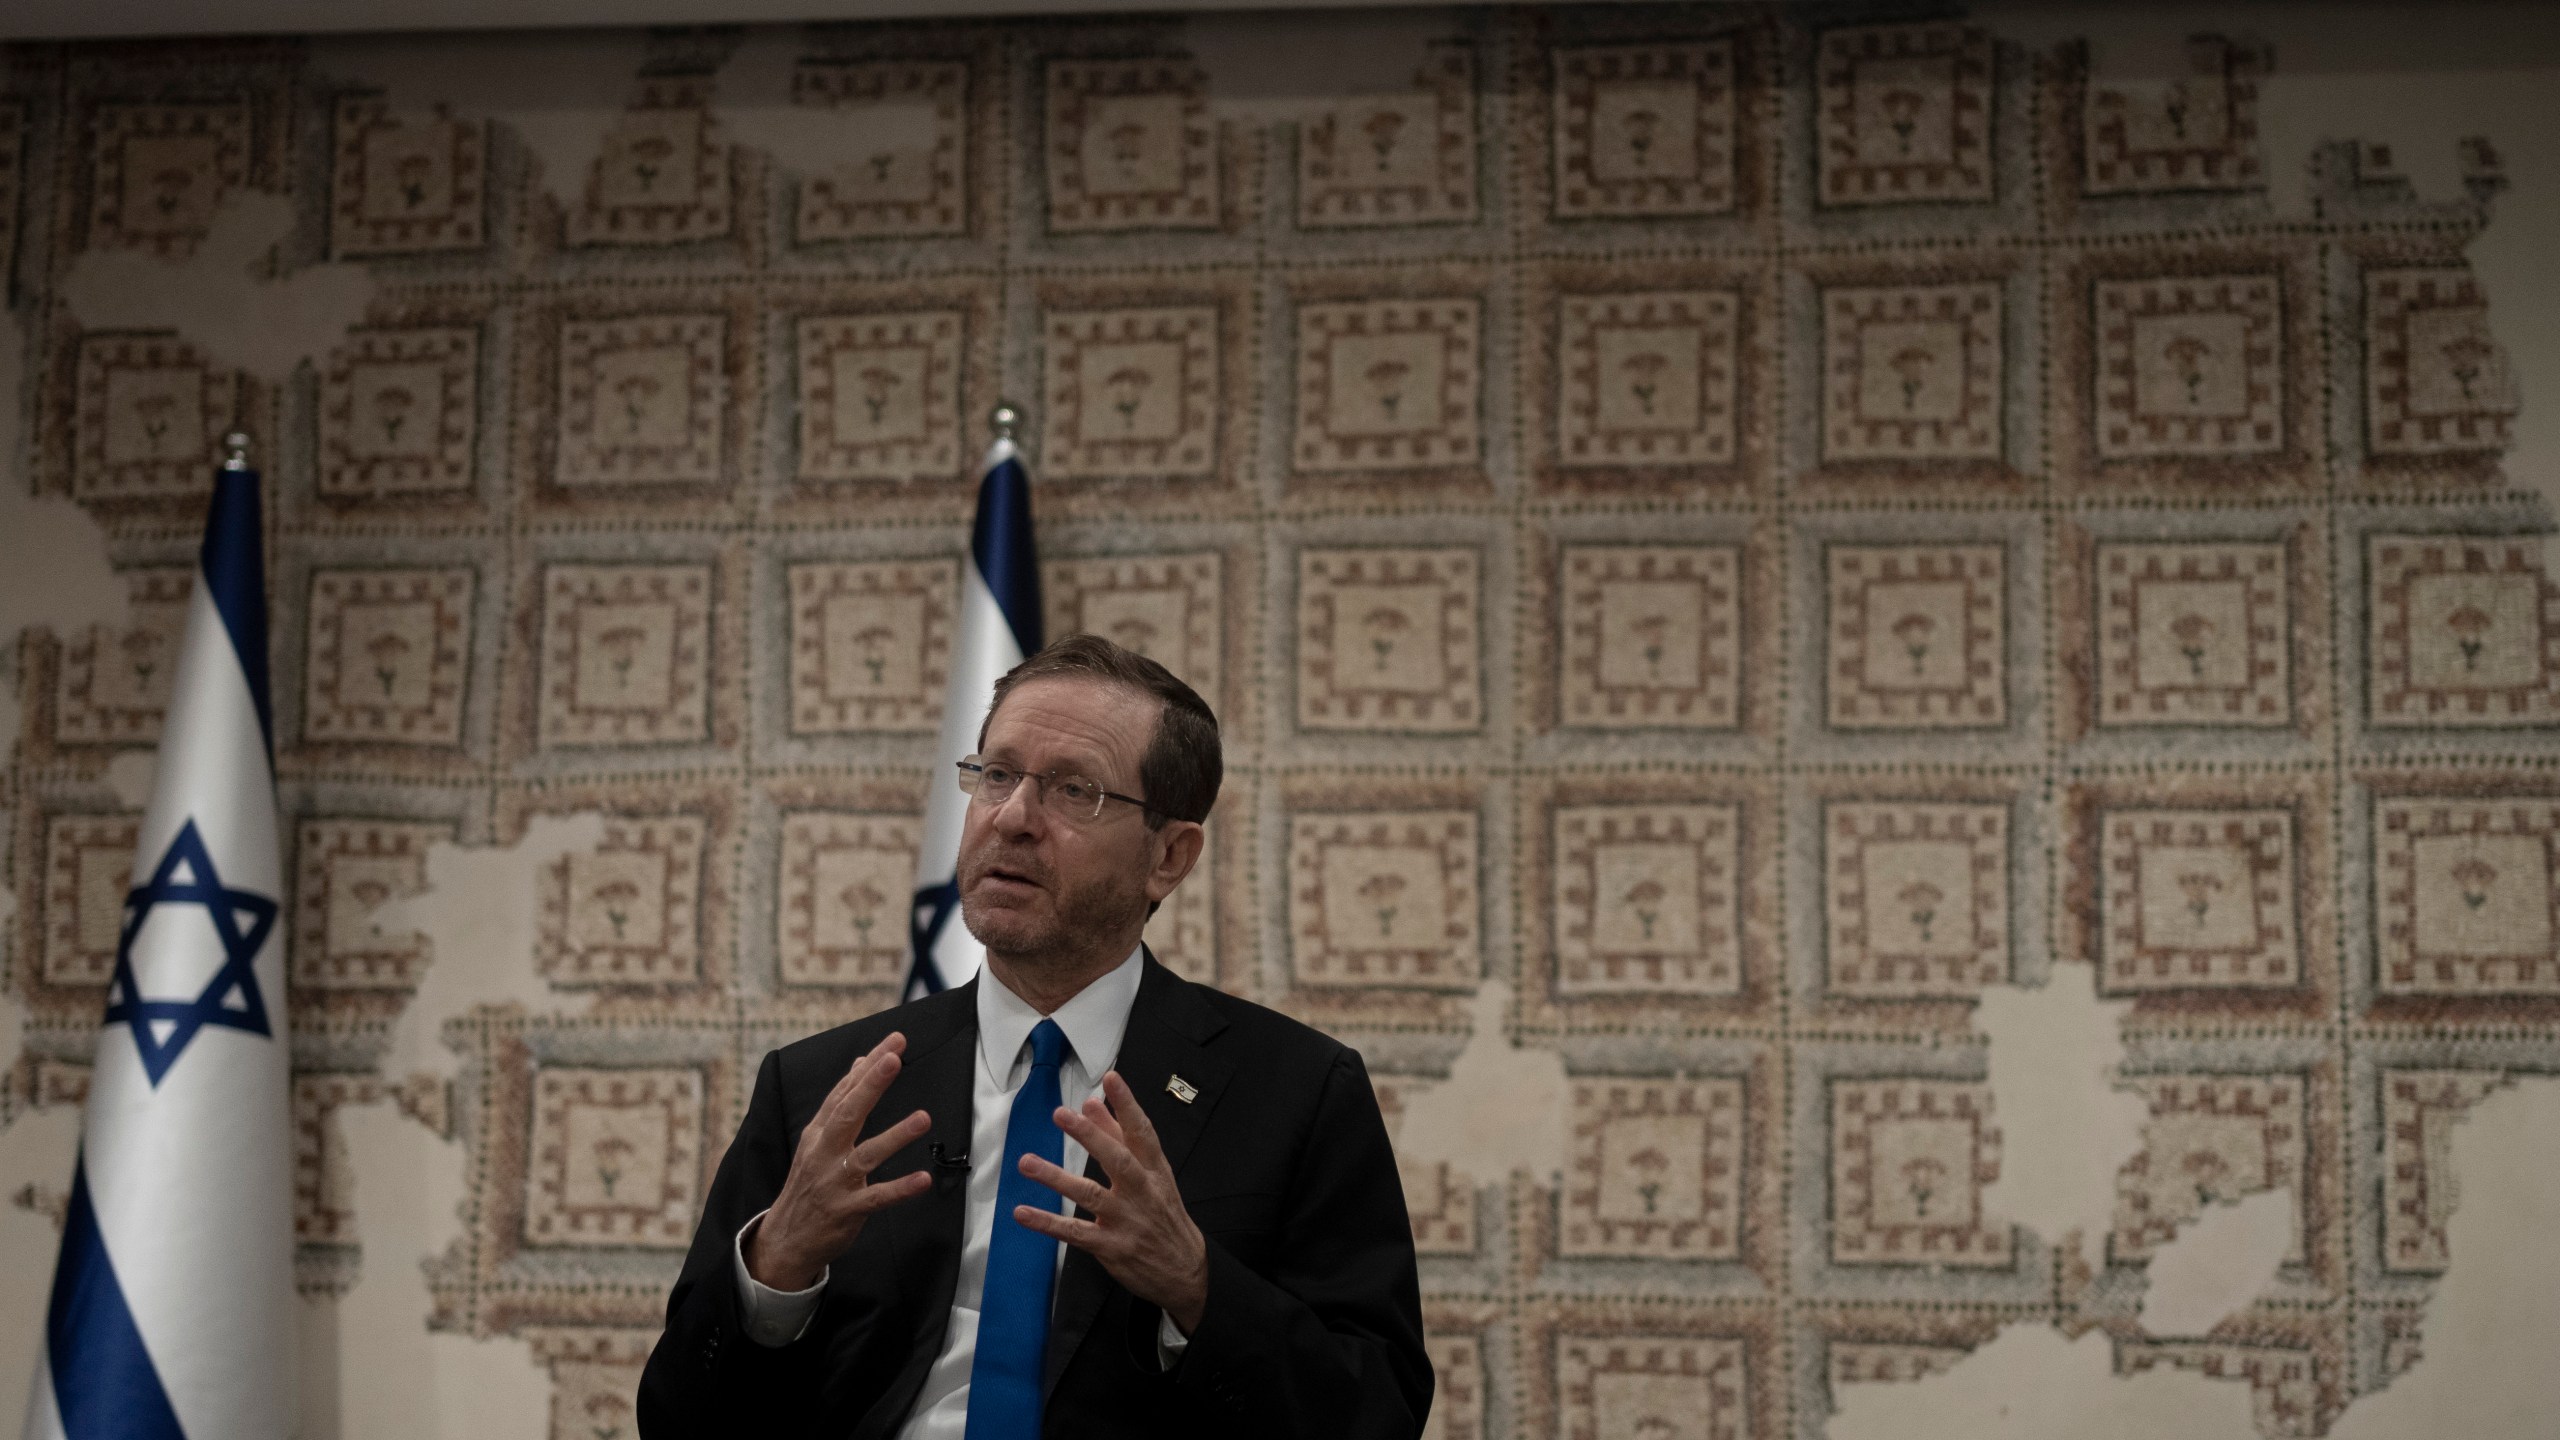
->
xmin=1144 ymin=821 xmax=1206 ymax=905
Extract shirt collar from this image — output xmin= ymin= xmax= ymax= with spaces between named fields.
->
xmin=976 ymin=944 xmax=1146 ymax=1088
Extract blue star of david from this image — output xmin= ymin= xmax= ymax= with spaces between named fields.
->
xmin=102 ymin=818 xmax=276 ymax=1087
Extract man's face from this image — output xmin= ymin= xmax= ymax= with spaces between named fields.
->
xmin=957 ymin=675 xmax=1166 ymax=964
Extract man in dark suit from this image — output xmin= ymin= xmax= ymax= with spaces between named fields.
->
xmin=638 ymin=636 xmax=1431 ymax=1438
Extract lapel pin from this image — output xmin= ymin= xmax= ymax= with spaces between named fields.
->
xmin=1165 ymin=1074 xmax=1199 ymax=1104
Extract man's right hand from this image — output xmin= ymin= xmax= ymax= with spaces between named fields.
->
xmin=746 ymin=1032 xmax=935 ymax=1291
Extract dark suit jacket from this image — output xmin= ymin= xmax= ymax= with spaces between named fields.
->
xmin=637 ymin=953 xmax=1431 ymax=1438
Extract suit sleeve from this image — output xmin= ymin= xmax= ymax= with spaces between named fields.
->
xmin=637 ymin=1048 xmax=827 ymax=1438
xmin=1165 ymin=1046 xmax=1433 ymax=1439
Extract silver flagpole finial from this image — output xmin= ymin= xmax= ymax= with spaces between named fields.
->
xmin=221 ymin=432 xmax=254 ymax=471
xmin=989 ymin=402 xmax=1021 ymax=442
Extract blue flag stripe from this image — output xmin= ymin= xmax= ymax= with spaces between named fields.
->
xmin=199 ymin=463 xmax=272 ymax=756
xmin=970 ymin=455 xmax=1042 ymax=657
xmin=907 ymin=878 xmax=960 ymax=996
xmin=46 ymin=1161 xmax=188 ymax=1440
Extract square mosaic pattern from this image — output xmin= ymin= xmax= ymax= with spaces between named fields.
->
xmin=2093 ymin=274 xmax=2284 ymax=461
xmin=1815 ymin=23 xmax=1995 ymax=207
xmin=776 ymin=811 xmax=920 ymax=988
xmin=2112 ymin=1072 xmax=2305 ymax=1262
xmin=1550 ymin=42 xmax=1735 ymax=218
xmin=795 ymin=310 xmax=966 ymax=483
xmin=1829 ymin=1078 xmax=2009 ymax=1267
xmin=2365 ymin=267 xmax=2517 ymax=458
xmin=1293 ymin=297 xmax=1483 ymax=476
xmin=1298 ymin=547 xmax=1481 ymax=732
xmin=1555 ymin=290 xmax=1739 ymax=470
xmin=786 ymin=559 xmax=956 ymax=735
xmin=329 ymin=98 xmax=487 ymax=257
xmin=318 ymin=327 xmax=480 ymax=498
xmin=1287 ymin=809 xmax=1480 ymax=991
xmin=568 ymin=78 xmax=730 ymax=248
xmin=2368 ymin=535 xmax=2560 ymax=727
xmin=291 ymin=818 xmax=455 ymax=990
xmin=1824 ymin=800 xmax=2009 ymax=999
xmin=1038 ymin=305 xmax=1219 ymax=480
xmin=2080 ymin=36 xmax=2265 ymax=195
xmin=87 ymin=100 xmax=249 ymax=255
xmin=1825 ymin=544 xmax=2006 ymax=729
xmin=1552 ymin=801 xmax=1742 ymax=996
xmin=1821 ymin=282 xmax=2004 ymax=462
xmin=536 ymin=564 xmax=713 ymax=748
xmin=2095 ymin=541 xmax=2291 ymax=727
xmin=792 ymin=60 xmax=970 ymax=242
xmin=1300 ymin=47 xmax=1479 ymax=228
xmin=2099 ymin=808 xmax=2300 ymax=993
xmin=2375 ymin=796 xmax=2560 ymax=996
xmin=1044 ymin=58 xmax=1218 ymax=233
xmin=73 ymin=333 xmax=235 ymax=501
xmin=555 ymin=315 xmax=726 ymax=487
xmin=1558 ymin=545 xmax=1739 ymax=730
xmin=1561 ymin=1076 xmax=1744 ymax=1259
xmin=523 ymin=1067 xmax=704 ymax=1248
xmin=536 ymin=816 xmax=708 ymax=986
xmin=303 ymin=567 xmax=475 ymax=746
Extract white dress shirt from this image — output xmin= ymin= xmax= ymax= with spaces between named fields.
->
xmin=730 ymin=946 xmax=1185 ymax=1437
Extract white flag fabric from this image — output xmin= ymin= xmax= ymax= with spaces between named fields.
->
xmin=906 ymin=436 xmax=1041 ymax=999
xmin=25 ymin=453 xmax=293 ymax=1440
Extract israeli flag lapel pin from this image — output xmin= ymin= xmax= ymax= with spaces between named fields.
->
xmin=1166 ymin=1074 xmax=1199 ymax=1104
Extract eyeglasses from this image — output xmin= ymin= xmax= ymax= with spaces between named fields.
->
xmin=956 ymin=757 xmax=1163 ymax=824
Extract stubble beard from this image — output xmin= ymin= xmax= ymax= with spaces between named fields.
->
xmin=958 ymin=842 xmax=1152 ymax=981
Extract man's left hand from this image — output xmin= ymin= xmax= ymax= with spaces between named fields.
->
xmin=1015 ymin=1070 xmax=1209 ymax=1334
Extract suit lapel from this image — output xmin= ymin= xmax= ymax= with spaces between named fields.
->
xmin=1042 ymin=952 xmax=1234 ymax=1401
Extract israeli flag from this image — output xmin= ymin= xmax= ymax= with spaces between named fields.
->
xmin=906 ymin=419 xmax=1041 ymax=998
xmin=25 ymin=444 xmax=293 ymax=1440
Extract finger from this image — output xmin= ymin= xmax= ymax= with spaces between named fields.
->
xmin=805 ymin=1056 xmax=868 ymax=1139
xmin=1013 ymin=1205 xmax=1106 ymax=1252
xmin=1019 ymin=1154 xmax=1110 ymax=1212
xmin=1100 ymin=1071 xmax=1169 ymax=1164
xmin=814 ymin=1032 xmax=906 ymax=1135
xmin=845 ymin=1169 xmax=932 ymax=1213
xmin=1075 ymin=1086 xmax=1126 ymax=1142
xmin=1056 ymin=1101 xmax=1141 ymax=1182
xmin=827 ymin=1039 xmax=909 ymax=1138
xmin=845 ymin=1109 xmax=932 ymax=1174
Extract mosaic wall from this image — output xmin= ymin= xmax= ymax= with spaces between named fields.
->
xmin=0 ymin=7 xmax=2553 ymax=1438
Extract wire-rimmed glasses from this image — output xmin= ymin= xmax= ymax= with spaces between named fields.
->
xmin=956 ymin=756 xmax=1160 ymax=823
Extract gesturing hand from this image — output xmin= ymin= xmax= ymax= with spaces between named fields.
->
xmin=1015 ymin=1071 xmax=1210 ymax=1334
xmin=746 ymin=1033 xmax=934 ymax=1292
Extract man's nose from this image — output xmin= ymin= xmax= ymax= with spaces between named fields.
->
xmin=989 ymin=775 xmax=1047 ymax=835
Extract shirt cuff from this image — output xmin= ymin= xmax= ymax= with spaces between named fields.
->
xmin=1154 ymin=1309 xmax=1191 ymax=1371
xmin=732 ymin=1209 xmax=827 ymax=1347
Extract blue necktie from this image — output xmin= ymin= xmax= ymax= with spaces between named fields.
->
xmin=965 ymin=1018 xmax=1068 ymax=1439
